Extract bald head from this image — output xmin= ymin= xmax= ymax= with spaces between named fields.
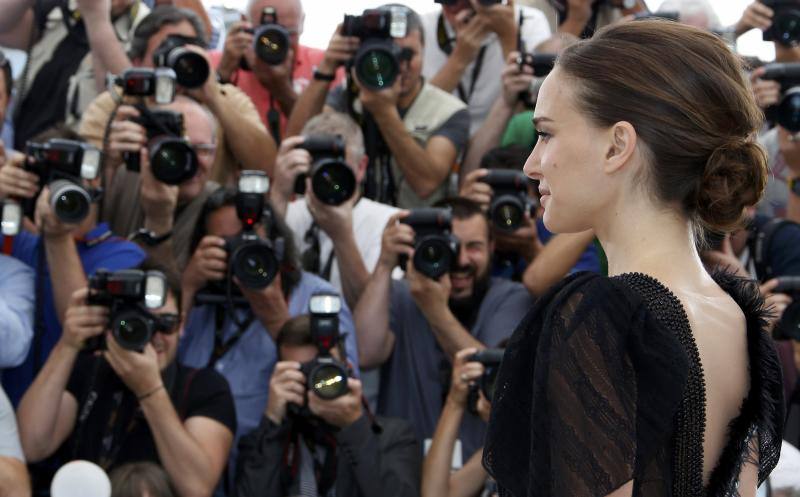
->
xmin=159 ymin=95 xmax=216 ymax=140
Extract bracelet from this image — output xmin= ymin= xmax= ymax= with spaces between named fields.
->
xmin=137 ymin=384 xmax=165 ymax=402
xmin=313 ymin=69 xmax=336 ymax=82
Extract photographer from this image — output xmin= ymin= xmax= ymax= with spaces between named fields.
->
xmin=100 ymin=95 xmax=218 ymax=273
xmin=178 ymin=185 xmax=360 ymax=482
xmin=271 ymin=112 xmax=399 ymax=308
xmin=421 ymin=348 xmax=494 ymax=497
xmin=0 ymin=52 xmax=12 ymax=146
xmin=79 ymin=6 xmax=274 ymax=187
xmin=0 ymin=0 xmax=149 ymax=149
xmin=0 ymin=254 xmax=33 ymax=371
xmin=0 ymin=386 xmax=29 ymax=497
xmin=0 ymin=128 xmax=145 ymax=405
xmin=287 ymin=5 xmax=470 ymax=209
xmin=17 ymin=266 xmax=236 ymax=496
xmin=235 ymin=315 xmax=420 ymax=497
xmin=421 ymin=0 xmax=550 ymax=134
xmin=212 ymin=0 xmax=340 ymax=141
xmin=354 ymin=197 xmax=531 ymax=460
xmin=520 ymin=0 xmax=648 ymax=38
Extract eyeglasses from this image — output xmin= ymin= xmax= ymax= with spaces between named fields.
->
xmin=153 ymin=312 xmax=181 ymax=335
xmin=191 ymin=143 xmax=216 ymax=159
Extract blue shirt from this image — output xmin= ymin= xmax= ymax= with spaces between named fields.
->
xmin=536 ymin=219 xmax=601 ymax=274
xmin=1 ymin=224 xmax=146 ymax=405
xmin=178 ymin=271 xmax=360 ymax=476
xmin=0 ymin=255 xmax=34 ymax=371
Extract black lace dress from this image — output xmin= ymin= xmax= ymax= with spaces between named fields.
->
xmin=483 ymin=271 xmax=785 ymax=497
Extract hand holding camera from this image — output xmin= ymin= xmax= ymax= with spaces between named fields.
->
xmin=219 ymin=21 xmax=255 ymax=81
xmin=408 ymin=258 xmax=452 ymax=314
xmin=60 ymin=288 xmax=109 ymax=351
xmin=459 ymin=169 xmax=495 ymax=209
xmin=760 ymin=278 xmax=794 ymax=334
xmin=399 ymin=208 xmax=460 ymax=279
xmin=750 ymin=67 xmax=781 ymax=110
xmin=355 ymin=67 xmax=402 ymax=114
xmin=138 ymin=146 xmax=179 ymax=231
xmin=500 ymin=51 xmax=534 ymax=107
xmin=265 ymin=360 xmax=306 ymax=424
xmin=308 ymin=377 xmax=363 ymax=428
xmin=320 ymin=23 xmax=360 ymax=75
xmin=0 ymin=146 xmax=39 ymax=200
xmin=378 ymin=210 xmax=415 ymax=270
xmin=472 ymin=0 xmax=516 ymax=42
xmin=736 ymin=1 xmax=774 ymax=36
xmin=35 ymin=186 xmax=79 ymax=239
xmin=104 ymin=329 xmax=163 ymax=400
xmin=343 ymin=8 xmax=409 ymax=92
xmin=451 ymin=8 xmax=490 ymax=64
xmin=448 ymin=347 xmax=485 ymax=406
xmin=183 ymin=235 xmax=228 ymax=296
xmin=271 ymin=136 xmax=312 ymax=207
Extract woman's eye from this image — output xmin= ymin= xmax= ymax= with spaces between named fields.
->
xmin=536 ymin=131 xmax=551 ymax=142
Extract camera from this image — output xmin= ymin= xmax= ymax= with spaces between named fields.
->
xmin=87 ymin=269 xmax=168 ymax=351
xmin=343 ymin=7 xmax=407 ymax=90
xmin=399 ymin=208 xmax=460 ymax=279
xmin=226 ymin=171 xmax=283 ymax=289
xmin=300 ymin=293 xmax=350 ymax=400
xmin=24 ymin=139 xmax=100 ymax=224
xmin=468 ymin=348 xmax=504 ymax=401
xmin=760 ymin=62 xmax=800 ymax=132
xmin=250 ymin=7 xmax=290 ymax=65
xmin=516 ymin=53 xmax=556 ymax=108
xmin=479 ymin=170 xmax=534 ymax=232
xmin=771 ymin=276 xmax=800 ymax=341
xmin=113 ymin=67 xmax=176 ymax=104
xmin=152 ymin=34 xmax=210 ymax=89
xmin=293 ymin=134 xmax=357 ymax=205
xmin=123 ymin=108 xmax=199 ymax=185
xmin=762 ymin=0 xmax=800 ymax=46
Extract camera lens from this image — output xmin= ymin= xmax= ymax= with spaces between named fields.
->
xmin=49 ymin=179 xmax=91 ymax=224
xmin=480 ymin=367 xmax=500 ymax=401
xmin=355 ymin=41 xmax=400 ymax=90
xmin=149 ymin=136 xmax=199 ymax=185
xmin=413 ymin=237 xmax=453 ymax=279
xmin=775 ymin=10 xmax=800 ymax=46
xmin=312 ymin=160 xmax=357 ymax=206
xmin=254 ymin=25 xmax=290 ymax=65
xmin=112 ymin=309 xmax=153 ymax=351
xmin=232 ymin=240 xmax=279 ymax=289
xmin=309 ymin=363 xmax=348 ymax=399
xmin=490 ymin=195 xmax=525 ymax=232
xmin=170 ymin=49 xmax=210 ymax=88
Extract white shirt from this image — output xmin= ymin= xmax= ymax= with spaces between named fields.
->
xmin=421 ymin=5 xmax=551 ymax=135
xmin=285 ymin=197 xmax=400 ymax=294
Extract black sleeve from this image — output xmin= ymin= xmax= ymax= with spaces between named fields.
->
xmin=429 ymin=108 xmax=470 ymax=154
xmin=769 ymin=223 xmax=800 ymax=277
xmin=182 ymin=368 xmax=237 ymax=436
xmin=233 ymin=416 xmax=290 ymax=497
xmin=483 ymin=273 xmax=687 ymax=497
xmin=337 ymin=415 xmax=421 ymax=497
xmin=65 ymin=355 xmax=102 ymax=403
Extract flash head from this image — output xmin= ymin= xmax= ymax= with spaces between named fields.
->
xmin=239 ymin=170 xmax=270 ymax=194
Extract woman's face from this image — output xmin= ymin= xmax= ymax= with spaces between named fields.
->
xmin=523 ymin=68 xmax=620 ymax=234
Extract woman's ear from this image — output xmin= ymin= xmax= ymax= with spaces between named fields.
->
xmin=604 ymin=121 xmax=637 ymax=174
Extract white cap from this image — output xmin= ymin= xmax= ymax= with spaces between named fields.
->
xmin=51 ymin=460 xmax=111 ymax=497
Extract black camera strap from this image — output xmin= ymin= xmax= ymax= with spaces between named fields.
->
xmin=267 ymin=96 xmax=282 ymax=145
xmin=31 ymin=238 xmax=47 ymax=375
xmin=436 ymin=13 xmax=487 ymax=104
xmin=208 ymin=303 xmax=255 ymax=368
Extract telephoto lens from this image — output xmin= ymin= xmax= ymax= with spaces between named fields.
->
xmin=343 ymin=9 xmax=402 ymax=90
xmin=479 ymin=170 xmax=533 ymax=232
xmin=112 ymin=307 xmax=158 ymax=352
xmin=758 ymin=62 xmax=800 ymax=132
xmin=148 ymin=135 xmax=198 ymax=185
xmin=152 ymin=35 xmax=210 ymax=88
xmin=400 ymin=208 xmax=460 ymax=279
xmin=48 ymin=179 xmax=92 ymax=224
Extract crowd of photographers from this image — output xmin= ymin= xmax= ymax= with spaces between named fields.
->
xmin=1 ymin=0 xmax=800 ymax=496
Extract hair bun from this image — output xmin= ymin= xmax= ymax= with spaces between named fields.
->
xmin=696 ymin=139 xmax=767 ymax=232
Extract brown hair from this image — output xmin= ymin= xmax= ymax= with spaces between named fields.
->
xmin=556 ymin=19 xmax=767 ymax=232
xmin=110 ymin=462 xmax=175 ymax=497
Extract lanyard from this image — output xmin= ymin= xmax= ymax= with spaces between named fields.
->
xmin=208 ymin=305 xmax=255 ymax=368
xmin=436 ymin=13 xmax=488 ymax=104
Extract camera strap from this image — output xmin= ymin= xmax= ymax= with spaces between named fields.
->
xmin=436 ymin=13 xmax=487 ymax=104
xmin=267 ymin=96 xmax=282 ymax=145
xmin=208 ymin=304 xmax=255 ymax=368
xmin=300 ymin=223 xmax=335 ymax=282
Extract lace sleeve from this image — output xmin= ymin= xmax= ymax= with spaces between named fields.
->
xmin=484 ymin=273 xmax=688 ymax=497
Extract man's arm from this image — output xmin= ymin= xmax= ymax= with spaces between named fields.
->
xmin=0 ymin=0 xmax=34 ymax=49
xmin=0 ymin=457 xmax=29 ymax=497
xmin=0 ymin=387 xmax=30 ymax=497
xmin=522 ymin=230 xmax=595 ymax=297
xmin=0 ymin=257 xmax=34 ymax=369
xmin=354 ymin=263 xmax=397 ymax=369
xmin=81 ymin=0 xmax=134 ymax=94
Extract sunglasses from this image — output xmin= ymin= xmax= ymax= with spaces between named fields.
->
xmin=153 ymin=312 xmax=180 ymax=335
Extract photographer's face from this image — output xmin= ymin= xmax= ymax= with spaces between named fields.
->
xmin=450 ymin=214 xmax=492 ymax=300
xmin=150 ymin=292 xmax=181 ymax=370
xmin=248 ymin=0 xmax=304 ymax=48
xmin=205 ymin=204 xmax=269 ymax=239
xmin=525 ymin=68 xmax=615 ymax=234
xmin=396 ymin=30 xmax=424 ymax=97
xmin=136 ymin=20 xmax=199 ymax=67
xmin=162 ymin=99 xmax=215 ymax=202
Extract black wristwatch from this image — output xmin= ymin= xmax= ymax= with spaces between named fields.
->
xmin=130 ymin=228 xmax=173 ymax=247
xmin=790 ymin=177 xmax=800 ymax=197
xmin=313 ymin=69 xmax=336 ymax=82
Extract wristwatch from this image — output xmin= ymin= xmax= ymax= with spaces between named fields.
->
xmin=130 ymin=228 xmax=173 ymax=247
xmin=789 ymin=177 xmax=800 ymax=197
xmin=313 ymin=69 xmax=336 ymax=82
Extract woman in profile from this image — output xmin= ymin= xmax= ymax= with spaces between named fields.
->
xmin=483 ymin=20 xmax=784 ymax=497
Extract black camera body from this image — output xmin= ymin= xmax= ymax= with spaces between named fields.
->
xmin=152 ymin=34 xmax=210 ymax=89
xmin=300 ymin=293 xmax=349 ymax=401
xmin=480 ymin=170 xmax=534 ymax=232
xmin=772 ymin=276 xmax=800 ymax=341
xmin=87 ymin=269 xmax=168 ymax=352
xmin=760 ymin=62 xmax=800 ymax=132
xmin=399 ymin=208 xmax=460 ymax=279
xmin=116 ymin=67 xmax=176 ymax=104
xmin=24 ymin=139 xmax=100 ymax=224
xmin=293 ymin=134 xmax=357 ymax=205
xmin=762 ymin=0 xmax=800 ymax=46
xmin=123 ymin=108 xmax=199 ymax=185
xmin=469 ymin=348 xmax=504 ymax=402
xmin=343 ymin=9 xmax=404 ymax=90
xmin=250 ymin=7 xmax=290 ymax=65
xmin=516 ymin=53 xmax=555 ymax=108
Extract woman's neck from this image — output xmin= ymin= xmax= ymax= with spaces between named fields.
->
xmin=596 ymin=193 xmax=708 ymax=288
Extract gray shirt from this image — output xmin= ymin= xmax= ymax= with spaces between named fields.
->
xmin=0 ymin=386 xmax=23 ymax=461
xmin=379 ymin=277 xmax=533 ymax=460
